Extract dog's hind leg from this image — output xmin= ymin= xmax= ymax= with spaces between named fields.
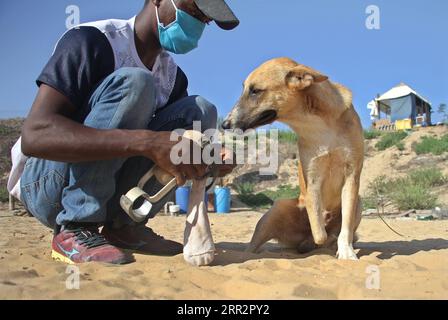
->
xmin=246 ymin=213 xmax=274 ymax=253
xmin=353 ymin=195 xmax=362 ymax=243
xmin=247 ymin=199 xmax=310 ymax=253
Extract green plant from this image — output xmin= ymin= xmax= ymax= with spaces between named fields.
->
xmin=0 ymin=186 xmax=9 ymax=203
xmin=363 ymin=130 xmax=382 ymax=140
xmin=234 ymin=184 xmax=300 ymax=209
xmin=408 ymin=167 xmax=447 ymax=188
xmin=438 ymin=103 xmax=447 ymax=124
xmin=375 ymin=131 xmax=408 ymax=151
xmin=0 ymin=124 xmax=14 ymax=136
xmin=365 ymin=168 xmax=446 ymax=211
xmin=264 ymin=185 xmax=300 ymax=200
xmin=390 ymin=183 xmax=438 ymax=210
xmin=233 ymin=182 xmax=255 ymax=195
xmin=367 ymin=175 xmax=393 ymax=197
xmin=237 ymin=193 xmax=274 ymax=209
xmin=413 ymin=134 xmax=448 ymax=155
xmin=278 ymin=130 xmax=298 ymax=144
xmin=396 ymin=142 xmax=405 ymax=151
xmin=361 ymin=196 xmax=378 ymax=210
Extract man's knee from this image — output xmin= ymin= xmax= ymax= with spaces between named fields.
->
xmin=115 ymin=67 xmax=155 ymax=94
xmin=88 ymin=68 xmax=157 ymax=130
xmin=115 ymin=67 xmax=156 ymax=114
xmin=191 ymin=96 xmax=218 ymax=131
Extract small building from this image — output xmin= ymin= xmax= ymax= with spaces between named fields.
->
xmin=368 ymin=83 xmax=432 ymax=131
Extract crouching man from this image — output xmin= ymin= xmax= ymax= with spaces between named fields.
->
xmin=7 ymin=0 xmax=239 ymax=264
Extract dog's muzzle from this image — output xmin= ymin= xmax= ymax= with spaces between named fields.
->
xmin=222 ymin=110 xmax=278 ymax=130
xmin=249 ymin=109 xmax=278 ymax=129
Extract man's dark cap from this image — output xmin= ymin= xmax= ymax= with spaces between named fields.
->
xmin=194 ymin=0 xmax=240 ymax=30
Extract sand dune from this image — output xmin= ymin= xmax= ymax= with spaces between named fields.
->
xmin=0 ymin=208 xmax=447 ymax=300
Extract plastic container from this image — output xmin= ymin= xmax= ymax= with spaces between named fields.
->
xmin=214 ymin=187 xmax=231 ymax=214
xmin=175 ymin=186 xmax=191 ymax=214
xmin=169 ymin=205 xmax=180 ymax=216
xmin=175 ymin=186 xmax=208 ymax=214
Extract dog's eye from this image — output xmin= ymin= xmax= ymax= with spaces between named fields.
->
xmin=249 ymin=87 xmax=264 ymax=97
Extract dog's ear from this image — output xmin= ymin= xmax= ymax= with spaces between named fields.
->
xmin=334 ymin=83 xmax=353 ymax=110
xmin=285 ymin=66 xmax=328 ymax=90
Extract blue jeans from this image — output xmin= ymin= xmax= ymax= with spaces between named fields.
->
xmin=20 ymin=67 xmax=217 ymax=229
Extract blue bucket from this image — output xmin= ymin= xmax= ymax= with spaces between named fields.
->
xmin=175 ymin=186 xmax=209 ymax=214
xmin=214 ymin=187 xmax=231 ymax=214
xmin=175 ymin=186 xmax=190 ymax=214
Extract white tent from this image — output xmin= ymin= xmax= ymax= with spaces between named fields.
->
xmin=368 ymin=82 xmax=432 ymax=126
xmin=377 ymin=83 xmax=430 ymax=104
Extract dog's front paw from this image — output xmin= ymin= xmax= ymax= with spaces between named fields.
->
xmin=183 ymin=247 xmax=215 ymax=266
xmin=336 ymin=243 xmax=358 ymax=260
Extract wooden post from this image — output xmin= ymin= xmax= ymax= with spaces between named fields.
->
xmin=9 ymin=193 xmax=16 ymax=211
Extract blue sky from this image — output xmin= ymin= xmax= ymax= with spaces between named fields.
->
xmin=0 ymin=0 xmax=447 ymax=128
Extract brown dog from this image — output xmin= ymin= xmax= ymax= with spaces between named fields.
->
xmin=223 ymin=58 xmax=364 ymax=260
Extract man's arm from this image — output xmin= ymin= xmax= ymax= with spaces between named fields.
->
xmin=21 ymin=84 xmax=204 ymax=185
xmin=22 ymin=84 xmax=150 ymax=162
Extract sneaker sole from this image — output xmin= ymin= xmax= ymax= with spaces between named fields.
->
xmin=51 ymin=250 xmax=75 ymax=265
xmin=51 ymin=249 xmax=134 ymax=265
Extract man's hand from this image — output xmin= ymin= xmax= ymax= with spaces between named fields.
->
xmin=139 ymin=131 xmax=209 ymax=186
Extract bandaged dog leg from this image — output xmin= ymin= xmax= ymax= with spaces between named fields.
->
xmin=183 ymin=179 xmax=215 ymax=266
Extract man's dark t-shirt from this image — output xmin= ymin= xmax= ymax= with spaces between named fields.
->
xmin=37 ymin=16 xmax=188 ymax=115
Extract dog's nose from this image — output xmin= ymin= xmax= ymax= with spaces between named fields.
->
xmin=221 ymin=120 xmax=231 ymax=130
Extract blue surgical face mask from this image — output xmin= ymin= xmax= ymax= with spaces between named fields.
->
xmin=156 ymin=0 xmax=206 ymax=54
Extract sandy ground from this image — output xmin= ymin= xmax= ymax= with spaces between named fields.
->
xmin=1 ymin=207 xmax=447 ymax=300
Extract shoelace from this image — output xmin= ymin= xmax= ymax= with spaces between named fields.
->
xmin=66 ymin=227 xmax=109 ymax=248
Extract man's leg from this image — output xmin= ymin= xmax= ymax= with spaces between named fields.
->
xmin=57 ymin=68 xmax=157 ymax=226
xmin=102 ymin=95 xmax=217 ymax=255
xmin=20 ymin=67 xmax=157 ymax=264
xmin=20 ymin=158 xmax=69 ymax=229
